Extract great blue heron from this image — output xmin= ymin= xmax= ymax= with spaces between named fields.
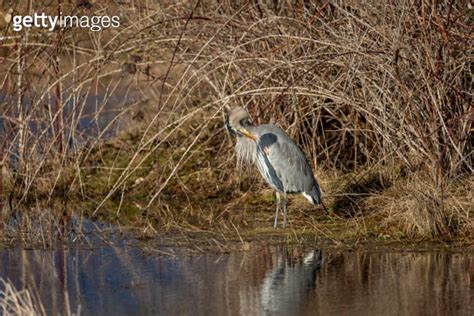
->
xmin=226 ymin=106 xmax=323 ymax=228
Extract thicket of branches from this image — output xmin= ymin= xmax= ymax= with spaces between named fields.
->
xmin=0 ymin=1 xmax=472 ymax=238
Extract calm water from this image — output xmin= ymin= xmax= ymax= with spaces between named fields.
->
xmin=0 ymin=239 xmax=472 ymax=315
xmin=0 ymin=90 xmax=135 ymax=146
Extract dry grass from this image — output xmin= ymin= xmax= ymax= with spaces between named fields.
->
xmin=0 ymin=278 xmax=44 ymax=316
xmin=366 ymin=173 xmax=473 ymax=239
xmin=0 ymin=1 xmax=472 ymax=242
xmin=0 ymin=279 xmax=41 ymax=316
xmin=0 ymin=278 xmax=79 ymax=316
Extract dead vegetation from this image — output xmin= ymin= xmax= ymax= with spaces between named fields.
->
xmin=0 ymin=278 xmax=46 ymax=316
xmin=0 ymin=277 xmax=79 ymax=316
xmin=0 ymin=1 xmax=472 ymax=242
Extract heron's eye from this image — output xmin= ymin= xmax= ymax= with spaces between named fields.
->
xmin=239 ymin=118 xmax=250 ymax=126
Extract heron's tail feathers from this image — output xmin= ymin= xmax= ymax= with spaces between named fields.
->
xmin=302 ymin=184 xmax=322 ymax=205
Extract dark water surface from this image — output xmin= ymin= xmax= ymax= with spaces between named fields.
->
xmin=0 ymin=239 xmax=472 ymax=316
xmin=0 ymin=90 xmax=135 ymax=145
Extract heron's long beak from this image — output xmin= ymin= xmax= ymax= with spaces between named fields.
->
xmin=240 ymin=128 xmax=257 ymax=141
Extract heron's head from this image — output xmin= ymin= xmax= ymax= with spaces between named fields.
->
xmin=226 ymin=106 xmax=257 ymax=141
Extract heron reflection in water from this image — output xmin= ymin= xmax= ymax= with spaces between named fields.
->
xmin=226 ymin=106 xmax=324 ymax=228
xmin=260 ymin=249 xmax=322 ymax=314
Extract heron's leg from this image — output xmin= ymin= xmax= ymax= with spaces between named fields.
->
xmin=273 ymin=191 xmax=280 ymax=229
xmin=283 ymin=191 xmax=288 ymax=228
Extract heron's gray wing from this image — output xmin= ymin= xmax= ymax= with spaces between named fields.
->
xmin=259 ymin=129 xmax=315 ymax=193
